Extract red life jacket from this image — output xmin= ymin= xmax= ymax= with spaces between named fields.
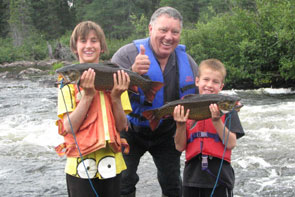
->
xmin=185 ymin=115 xmax=231 ymax=163
xmin=55 ymin=86 xmax=129 ymax=157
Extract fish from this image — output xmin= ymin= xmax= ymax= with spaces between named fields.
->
xmin=142 ymin=94 xmax=243 ymax=131
xmin=56 ymin=62 xmax=164 ymax=103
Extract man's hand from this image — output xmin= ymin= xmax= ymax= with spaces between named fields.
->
xmin=131 ymin=45 xmax=150 ymax=75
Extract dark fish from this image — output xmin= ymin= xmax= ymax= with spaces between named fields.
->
xmin=56 ymin=62 xmax=164 ymax=103
xmin=142 ymin=94 xmax=243 ymax=131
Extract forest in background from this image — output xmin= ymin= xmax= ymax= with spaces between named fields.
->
xmin=0 ymin=0 xmax=294 ymax=89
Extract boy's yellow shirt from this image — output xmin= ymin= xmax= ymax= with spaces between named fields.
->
xmin=57 ymin=84 xmax=132 ymax=179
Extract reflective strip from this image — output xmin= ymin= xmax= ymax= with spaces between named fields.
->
xmin=99 ymin=91 xmax=109 ymax=140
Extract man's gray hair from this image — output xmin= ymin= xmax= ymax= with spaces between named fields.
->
xmin=149 ymin=7 xmax=183 ymax=29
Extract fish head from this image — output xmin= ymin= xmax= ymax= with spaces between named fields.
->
xmin=57 ymin=70 xmax=81 ymax=84
xmin=218 ymin=99 xmax=242 ymax=114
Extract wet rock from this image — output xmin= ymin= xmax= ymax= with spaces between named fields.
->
xmin=54 ymin=42 xmax=76 ymax=61
xmin=17 ymin=68 xmax=48 ymax=79
xmin=36 ymin=60 xmax=58 ymax=68
xmin=0 ymin=71 xmax=11 ymax=78
xmin=0 ymin=59 xmax=73 ymax=80
xmin=0 ymin=61 xmax=36 ymax=68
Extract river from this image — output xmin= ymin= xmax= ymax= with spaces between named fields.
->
xmin=0 ymin=76 xmax=294 ymax=197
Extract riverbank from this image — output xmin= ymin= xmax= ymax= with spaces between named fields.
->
xmin=1 ymin=60 xmax=295 ymax=90
xmin=0 ymin=59 xmax=72 ymax=79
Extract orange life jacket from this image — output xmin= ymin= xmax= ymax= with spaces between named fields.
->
xmin=185 ymin=115 xmax=231 ymax=163
xmin=55 ymin=86 xmax=129 ymax=157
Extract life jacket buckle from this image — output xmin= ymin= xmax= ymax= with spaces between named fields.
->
xmin=199 ymin=132 xmax=208 ymax=138
xmin=201 ymin=155 xmax=208 ymax=170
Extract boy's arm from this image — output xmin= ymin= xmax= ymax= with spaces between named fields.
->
xmin=110 ymin=70 xmax=130 ymax=131
xmin=210 ymin=104 xmax=237 ymax=149
xmin=173 ymin=105 xmax=190 ymax=152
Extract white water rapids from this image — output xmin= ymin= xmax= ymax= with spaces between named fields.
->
xmin=0 ymin=77 xmax=294 ymax=196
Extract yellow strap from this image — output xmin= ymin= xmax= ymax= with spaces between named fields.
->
xmin=99 ymin=91 xmax=110 ymax=140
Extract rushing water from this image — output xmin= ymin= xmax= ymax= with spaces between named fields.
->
xmin=0 ymin=76 xmax=295 ymax=197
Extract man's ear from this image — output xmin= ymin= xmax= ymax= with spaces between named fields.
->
xmin=220 ymin=83 xmax=224 ymax=90
xmin=148 ymin=24 xmax=153 ymax=36
xmin=195 ymin=77 xmax=199 ymax=87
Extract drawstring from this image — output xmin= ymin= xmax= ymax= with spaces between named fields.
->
xmin=59 ymin=79 xmax=99 ymax=197
xmin=210 ymin=110 xmax=233 ymax=197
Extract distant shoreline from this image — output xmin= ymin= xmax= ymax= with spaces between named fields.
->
xmin=1 ymin=59 xmax=294 ymax=90
xmin=0 ymin=59 xmax=72 ymax=69
xmin=0 ymin=59 xmax=73 ymax=80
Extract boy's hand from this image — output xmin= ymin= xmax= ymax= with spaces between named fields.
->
xmin=173 ymin=105 xmax=190 ymax=124
xmin=209 ymin=103 xmax=221 ymax=121
xmin=111 ymin=70 xmax=130 ymax=98
xmin=80 ymin=68 xmax=96 ymax=97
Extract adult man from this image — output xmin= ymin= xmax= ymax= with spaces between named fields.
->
xmin=112 ymin=6 xmax=198 ymax=197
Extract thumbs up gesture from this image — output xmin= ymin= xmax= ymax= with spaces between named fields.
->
xmin=131 ymin=45 xmax=150 ymax=75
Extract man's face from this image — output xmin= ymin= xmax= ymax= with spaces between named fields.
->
xmin=149 ymin=14 xmax=181 ymax=60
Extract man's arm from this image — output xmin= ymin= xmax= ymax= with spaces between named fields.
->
xmin=187 ymin=54 xmax=198 ymax=78
xmin=112 ymin=43 xmax=150 ymax=75
xmin=111 ymin=43 xmax=138 ymax=69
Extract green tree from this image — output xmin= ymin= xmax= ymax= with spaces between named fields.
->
xmin=73 ymin=0 xmax=161 ymax=39
xmin=9 ymin=0 xmax=34 ymax=46
xmin=30 ymin=0 xmax=75 ymax=40
xmin=182 ymin=0 xmax=295 ymax=89
xmin=0 ymin=0 xmax=10 ymax=37
xmin=159 ymin=0 xmax=199 ymax=26
xmin=73 ymin=0 xmax=131 ymax=39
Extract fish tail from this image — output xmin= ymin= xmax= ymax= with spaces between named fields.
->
xmin=129 ymin=85 xmax=139 ymax=94
xmin=149 ymin=119 xmax=160 ymax=131
xmin=143 ymin=81 xmax=164 ymax=103
xmin=141 ymin=109 xmax=160 ymax=131
xmin=141 ymin=109 xmax=155 ymax=120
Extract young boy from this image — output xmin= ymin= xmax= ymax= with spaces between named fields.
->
xmin=173 ymin=59 xmax=244 ymax=197
xmin=55 ymin=21 xmax=132 ymax=197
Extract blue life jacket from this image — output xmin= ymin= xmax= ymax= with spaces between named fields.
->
xmin=128 ymin=37 xmax=195 ymax=127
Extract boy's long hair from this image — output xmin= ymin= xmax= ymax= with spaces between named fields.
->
xmin=70 ymin=21 xmax=108 ymax=59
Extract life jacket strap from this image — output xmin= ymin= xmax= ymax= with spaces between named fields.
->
xmin=130 ymin=94 xmax=153 ymax=106
xmin=187 ymin=131 xmax=220 ymax=144
xmin=180 ymin=84 xmax=195 ymax=93
xmin=201 ymin=155 xmax=227 ymax=186
xmin=55 ymin=143 xmax=76 ymax=157
xmin=121 ymin=138 xmax=130 ymax=154
xmin=128 ymin=113 xmax=147 ymax=121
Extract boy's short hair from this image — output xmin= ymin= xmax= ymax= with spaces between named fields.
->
xmin=198 ymin=59 xmax=226 ymax=81
xmin=70 ymin=21 xmax=108 ymax=58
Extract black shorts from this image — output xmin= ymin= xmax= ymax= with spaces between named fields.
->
xmin=66 ymin=173 xmax=121 ymax=197
xmin=183 ymin=186 xmax=233 ymax=197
